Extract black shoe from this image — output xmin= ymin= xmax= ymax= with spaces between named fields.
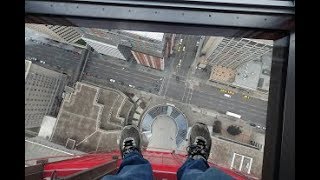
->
xmin=119 ymin=125 xmax=141 ymax=158
xmin=187 ymin=122 xmax=212 ymax=160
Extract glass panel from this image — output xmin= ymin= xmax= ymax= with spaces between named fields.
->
xmin=24 ymin=23 xmax=285 ymax=180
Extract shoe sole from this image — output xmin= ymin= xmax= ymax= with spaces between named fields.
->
xmin=119 ymin=125 xmax=141 ymax=157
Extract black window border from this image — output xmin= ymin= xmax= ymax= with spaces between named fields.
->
xmin=25 ymin=1 xmax=295 ymax=179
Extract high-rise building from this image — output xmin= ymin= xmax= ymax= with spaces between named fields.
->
xmin=25 ymin=23 xmax=83 ymax=46
xmin=82 ymin=33 xmax=132 ymax=61
xmin=25 ymin=61 xmax=67 ymax=129
xmin=81 ymin=28 xmax=174 ymax=70
xmin=198 ymin=36 xmax=273 ymax=69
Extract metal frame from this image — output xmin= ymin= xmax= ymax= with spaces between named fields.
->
xmin=278 ymin=32 xmax=295 ymax=180
xmin=59 ymin=159 xmax=118 ymax=180
xmin=25 ymin=1 xmax=295 ymax=179
xmin=25 ymin=163 xmax=44 ymax=180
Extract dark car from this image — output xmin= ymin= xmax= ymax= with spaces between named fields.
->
xmin=249 ymin=123 xmax=256 ymax=127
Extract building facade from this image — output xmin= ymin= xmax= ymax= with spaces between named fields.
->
xmin=81 ymin=28 xmax=173 ymax=70
xmin=198 ymin=36 xmax=273 ymax=70
xmin=25 ymin=61 xmax=67 ymax=129
xmin=26 ymin=23 xmax=83 ymax=45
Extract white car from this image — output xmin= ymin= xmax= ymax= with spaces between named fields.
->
xmin=110 ymin=79 xmax=116 ymax=83
xmin=256 ymin=125 xmax=261 ymax=129
xmin=196 ymin=41 xmax=200 ymax=47
xmin=179 ymin=39 xmax=183 ymax=44
xmin=40 ymin=60 xmax=45 ymax=64
xmin=177 ymin=59 xmax=182 ymax=67
xmin=182 ymin=46 xmax=186 ymax=51
xmin=224 ymin=94 xmax=231 ymax=98
xmin=128 ymin=84 xmax=135 ymax=88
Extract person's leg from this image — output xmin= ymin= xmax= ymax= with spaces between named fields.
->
xmin=101 ymin=125 xmax=153 ymax=180
xmin=177 ymin=123 xmax=232 ymax=180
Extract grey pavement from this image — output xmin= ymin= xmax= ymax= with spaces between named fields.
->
xmin=82 ymin=51 xmax=163 ymax=94
xmin=81 ymin=35 xmax=268 ymax=126
xmin=171 ymin=34 xmax=200 ymax=78
xmin=26 ymin=32 xmax=269 ymax=128
xmin=25 ymin=38 xmax=84 ymax=86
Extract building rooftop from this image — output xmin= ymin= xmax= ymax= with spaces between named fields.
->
xmin=25 ymin=137 xmax=84 ymax=166
xmin=209 ymin=136 xmax=263 ymax=178
xmin=51 ymin=82 xmax=134 ymax=153
xmin=232 ymin=61 xmax=262 ymax=91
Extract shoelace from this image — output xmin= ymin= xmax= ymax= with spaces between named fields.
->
xmin=123 ymin=139 xmax=138 ymax=155
xmin=186 ymin=138 xmax=208 ymax=159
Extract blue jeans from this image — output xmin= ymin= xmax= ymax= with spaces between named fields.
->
xmin=102 ymin=151 xmax=232 ymax=180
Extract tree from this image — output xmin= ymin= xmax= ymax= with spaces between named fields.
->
xmin=212 ymin=120 xmax=222 ymax=133
xmin=227 ymin=125 xmax=242 ymax=136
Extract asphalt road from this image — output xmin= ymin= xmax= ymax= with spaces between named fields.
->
xmin=191 ymin=83 xmax=267 ymax=125
xmin=162 ymin=75 xmax=267 ymax=125
xmin=82 ymin=52 xmax=163 ymax=94
xmin=160 ymin=34 xmax=268 ymax=126
xmin=25 ymin=33 xmax=268 ymax=126
xmin=172 ymin=34 xmax=200 ymax=78
xmin=25 ymin=38 xmax=84 ymax=85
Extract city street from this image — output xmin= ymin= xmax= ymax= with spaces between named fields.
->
xmin=82 ymin=52 xmax=163 ymax=94
xmin=25 ymin=33 xmax=269 ymax=127
xmin=161 ymin=75 xmax=267 ymax=125
xmin=171 ymin=34 xmax=200 ymax=78
xmin=25 ymin=38 xmax=83 ymax=84
xmin=88 ymin=34 xmax=268 ymax=125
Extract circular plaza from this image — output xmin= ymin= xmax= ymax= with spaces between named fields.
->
xmin=140 ymin=104 xmax=188 ymax=149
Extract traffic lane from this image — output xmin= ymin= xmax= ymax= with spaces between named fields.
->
xmin=26 ymin=44 xmax=82 ymax=62
xmin=89 ymin=61 xmax=162 ymax=82
xmin=25 ymin=38 xmax=83 ymax=54
xmin=198 ymin=82 xmax=268 ymax=107
xmin=83 ymin=73 xmax=160 ymax=94
xmin=190 ymin=92 xmax=267 ymax=123
xmin=85 ymin=64 xmax=160 ymax=89
xmin=25 ymin=46 xmax=81 ymax=68
xmin=192 ymin=90 xmax=267 ymax=116
xmin=171 ymin=74 xmax=186 ymax=82
xmin=90 ymin=56 xmax=162 ymax=81
xmin=191 ymin=94 xmax=267 ymax=125
xmin=177 ymin=51 xmax=197 ymax=77
xmin=84 ymin=64 xmax=162 ymax=93
xmin=196 ymin=83 xmax=268 ymax=111
xmin=194 ymin=88 xmax=267 ymax=112
xmin=86 ymin=61 xmax=162 ymax=84
xmin=174 ymin=36 xmax=198 ymax=77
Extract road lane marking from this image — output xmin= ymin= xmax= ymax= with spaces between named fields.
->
xmin=158 ymin=77 xmax=167 ymax=96
xmin=191 ymin=92 xmax=267 ymax=116
xmin=87 ymin=61 xmax=160 ymax=81
xmin=86 ymin=64 xmax=156 ymax=84
xmin=181 ymin=84 xmax=188 ymax=102
xmin=194 ymin=88 xmax=267 ymax=111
